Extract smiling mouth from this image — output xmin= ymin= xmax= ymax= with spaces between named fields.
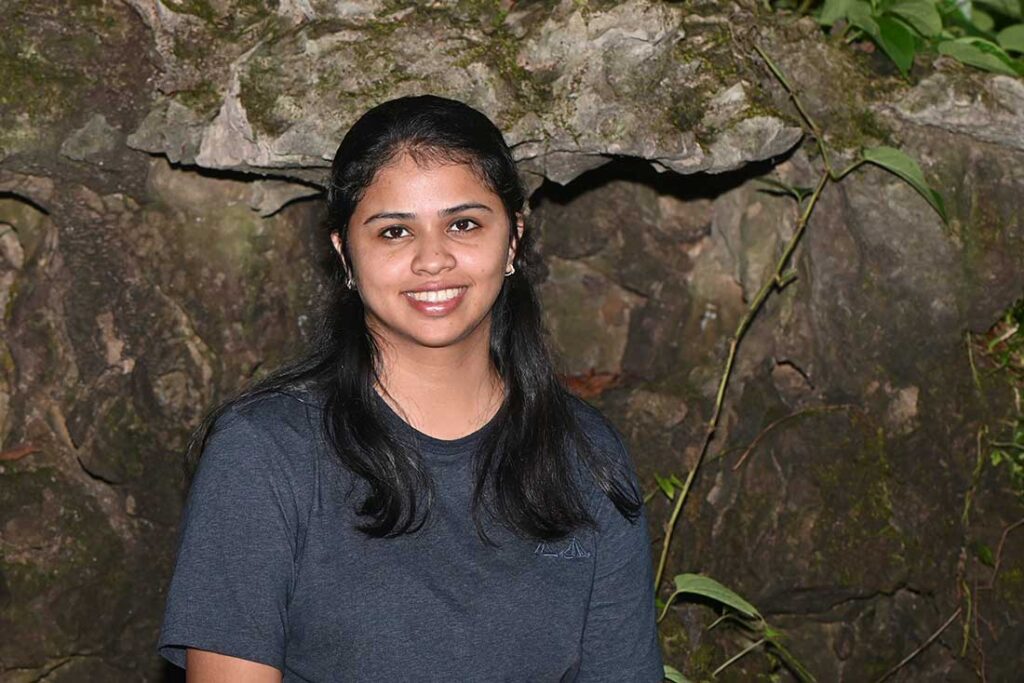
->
xmin=405 ymin=287 xmax=467 ymax=303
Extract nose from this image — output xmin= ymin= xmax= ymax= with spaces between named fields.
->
xmin=410 ymin=228 xmax=456 ymax=275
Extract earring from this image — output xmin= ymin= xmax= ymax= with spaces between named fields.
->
xmin=339 ymin=252 xmax=356 ymax=290
xmin=504 ymin=263 xmax=515 ymax=277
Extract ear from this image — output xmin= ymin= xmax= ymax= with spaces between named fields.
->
xmin=330 ymin=232 xmax=349 ymax=270
xmin=507 ymin=213 xmax=525 ymax=268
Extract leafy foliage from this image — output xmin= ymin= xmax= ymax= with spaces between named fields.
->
xmin=980 ymin=297 xmax=1024 ymax=501
xmin=771 ymin=0 xmax=1024 ymax=76
xmin=662 ymin=664 xmax=691 ymax=683
xmin=660 ymin=575 xmax=816 ymax=681
xmin=990 ymin=419 xmax=1024 ymax=501
xmin=654 ymin=472 xmax=686 ymax=500
xmin=862 ymin=145 xmax=948 ymax=220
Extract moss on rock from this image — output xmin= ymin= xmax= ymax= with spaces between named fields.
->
xmin=0 ymin=467 xmax=128 ymax=666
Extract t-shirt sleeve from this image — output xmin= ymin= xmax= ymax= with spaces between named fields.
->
xmin=157 ymin=408 xmax=306 ymax=671
xmin=577 ymin=423 xmax=664 ymax=682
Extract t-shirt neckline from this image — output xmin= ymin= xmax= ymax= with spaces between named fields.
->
xmin=372 ymin=390 xmax=500 ymax=460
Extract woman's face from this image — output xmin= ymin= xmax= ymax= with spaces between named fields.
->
xmin=332 ymin=152 xmax=521 ymax=353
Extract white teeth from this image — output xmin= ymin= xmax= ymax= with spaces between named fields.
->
xmin=408 ymin=287 xmax=463 ymax=303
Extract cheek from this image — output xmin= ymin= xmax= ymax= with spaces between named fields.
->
xmin=348 ymin=242 xmax=393 ymax=279
xmin=360 ymin=266 xmax=405 ymax=305
xmin=480 ymin=239 xmax=511 ymax=272
xmin=470 ymin=254 xmax=505 ymax=286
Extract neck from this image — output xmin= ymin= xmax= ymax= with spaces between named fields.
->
xmin=370 ymin=320 xmax=503 ymax=440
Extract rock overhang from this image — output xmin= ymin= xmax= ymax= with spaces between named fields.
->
xmin=124 ymin=0 xmax=805 ymax=188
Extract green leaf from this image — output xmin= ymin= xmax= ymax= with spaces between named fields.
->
xmin=888 ymin=0 xmax=944 ymax=36
xmin=941 ymin=0 xmax=973 ymax=23
xmin=997 ymin=23 xmax=1024 ymax=52
xmin=663 ymin=664 xmax=692 ymax=683
xmin=848 ymin=1 xmax=882 ymax=39
xmin=820 ymin=0 xmax=855 ymax=25
xmin=876 ymin=15 xmax=918 ymax=75
xmin=862 ymin=146 xmax=948 ymax=221
xmin=755 ymin=177 xmax=814 ymax=201
xmin=938 ymin=37 xmax=1022 ymax=75
xmin=671 ymin=574 xmax=762 ymax=619
xmin=973 ymin=542 xmax=996 ymax=567
xmin=974 ymin=0 xmax=1023 ymax=20
xmin=938 ymin=0 xmax=1001 ymax=38
xmin=973 ymin=7 xmax=996 ymax=30
xmin=654 ymin=473 xmax=676 ymax=500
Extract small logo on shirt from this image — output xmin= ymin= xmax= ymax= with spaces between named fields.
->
xmin=535 ymin=536 xmax=591 ymax=559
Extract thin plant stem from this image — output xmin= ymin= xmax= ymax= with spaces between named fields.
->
xmin=752 ymin=46 xmax=872 ymax=187
xmin=706 ymin=613 xmax=738 ymax=631
xmin=732 ymin=404 xmax=860 ymax=471
xmin=873 ymin=608 xmax=962 ymax=683
xmin=960 ymin=578 xmax=972 ymax=657
xmin=753 ymin=44 xmax=835 ymax=175
xmin=712 ymin=637 xmax=767 ymax=677
xmin=984 ymin=516 xmax=1024 ymax=590
xmin=961 ymin=427 xmax=987 ymax=527
xmin=652 ymin=48 xmax=868 ymax=683
xmin=990 ymin=323 xmax=1020 ymax=347
xmin=967 ymin=331 xmax=982 ymax=392
xmin=833 ymin=159 xmax=866 ymax=180
xmin=771 ymin=639 xmax=818 ymax=682
xmin=952 ymin=427 xmax=988 ymax=660
xmin=654 ymin=44 xmax=841 ymax=592
xmin=653 ymin=169 xmax=829 ymax=591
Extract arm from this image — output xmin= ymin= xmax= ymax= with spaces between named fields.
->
xmin=186 ymin=649 xmax=283 ymax=683
xmin=158 ymin=407 xmax=308 ymax=674
xmin=577 ymin=427 xmax=664 ymax=682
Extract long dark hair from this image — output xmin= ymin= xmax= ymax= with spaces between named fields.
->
xmin=187 ymin=95 xmax=641 ymax=541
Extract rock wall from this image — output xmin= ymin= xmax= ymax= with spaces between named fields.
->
xmin=1 ymin=1 xmax=1022 ymax=681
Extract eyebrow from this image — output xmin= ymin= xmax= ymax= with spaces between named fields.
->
xmin=363 ymin=203 xmax=494 ymax=225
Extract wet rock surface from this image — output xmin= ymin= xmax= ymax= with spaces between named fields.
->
xmin=2 ymin=1 xmax=1023 ymax=681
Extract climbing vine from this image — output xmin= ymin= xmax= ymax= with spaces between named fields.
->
xmin=654 ymin=42 xmax=949 ymax=682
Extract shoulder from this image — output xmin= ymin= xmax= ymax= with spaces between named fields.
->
xmin=198 ymin=389 xmax=324 ymax=484
xmin=221 ymin=388 xmax=324 ymax=439
xmin=565 ymin=393 xmax=640 ymax=491
xmin=564 ymin=393 xmax=646 ymax=531
xmin=566 ymin=393 xmax=629 ymax=461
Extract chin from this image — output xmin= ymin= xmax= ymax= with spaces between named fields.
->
xmin=408 ymin=335 xmax=467 ymax=349
xmin=366 ymin=305 xmax=493 ymax=351
xmin=403 ymin=323 xmax=480 ymax=349
xmin=400 ymin=315 xmax=492 ymax=350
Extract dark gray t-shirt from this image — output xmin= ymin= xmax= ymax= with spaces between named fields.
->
xmin=158 ymin=389 xmax=663 ymax=682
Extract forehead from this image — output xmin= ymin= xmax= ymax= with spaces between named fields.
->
xmin=358 ymin=153 xmax=499 ymax=206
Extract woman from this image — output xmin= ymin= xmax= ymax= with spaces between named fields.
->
xmin=158 ymin=95 xmax=663 ymax=682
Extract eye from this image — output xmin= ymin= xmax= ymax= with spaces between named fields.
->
xmin=380 ymin=225 xmax=410 ymax=240
xmin=449 ymin=218 xmax=480 ymax=233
